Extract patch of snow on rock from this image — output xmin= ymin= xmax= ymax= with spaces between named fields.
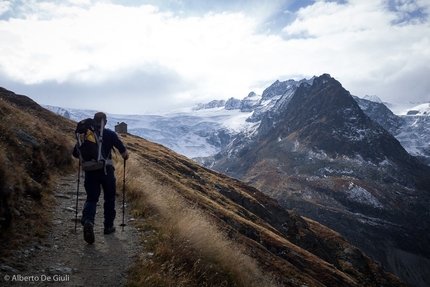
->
xmin=347 ymin=182 xmax=383 ymax=208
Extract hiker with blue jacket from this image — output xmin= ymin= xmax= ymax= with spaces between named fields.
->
xmin=72 ymin=112 xmax=129 ymax=244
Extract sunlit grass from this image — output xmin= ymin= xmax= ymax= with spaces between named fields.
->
xmin=115 ymin=156 xmax=277 ymax=287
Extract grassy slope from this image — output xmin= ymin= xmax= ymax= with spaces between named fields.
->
xmin=0 ymin=88 xmax=75 ymax=254
xmin=0 ymin=88 xmax=405 ymax=286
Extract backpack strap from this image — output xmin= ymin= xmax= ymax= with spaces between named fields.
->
xmin=97 ymin=118 xmax=105 ymax=162
xmin=97 ymin=118 xmax=111 ymax=175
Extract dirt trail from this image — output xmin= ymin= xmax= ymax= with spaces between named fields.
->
xmin=2 ymin=173 xmax=142 ymax=287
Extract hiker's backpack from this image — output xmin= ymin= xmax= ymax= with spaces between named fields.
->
xmin=75 ymin=118 xmax=111 ymax=171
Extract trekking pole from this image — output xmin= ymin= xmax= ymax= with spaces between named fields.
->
xmin=120 ymin=158 xmax=127 ymax=230
xmin=75 ymin=163 xmax=81 ymax=234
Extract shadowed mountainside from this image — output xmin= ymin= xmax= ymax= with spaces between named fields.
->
xmin=207 ymin=74 xmax=430 ymax=287
xmin=122 ymin=135 xmax=405 ymax=286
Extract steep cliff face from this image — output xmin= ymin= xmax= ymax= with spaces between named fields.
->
xmin=208 ymin=75 xmax=430 ymax=287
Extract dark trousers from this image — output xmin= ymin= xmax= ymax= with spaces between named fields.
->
xmin=81 ymin=166 xmax=116 ymax=228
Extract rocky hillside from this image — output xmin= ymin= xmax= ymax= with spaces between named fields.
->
xmin=207 ymin=75 xmax=430 ymax=287
xmin=0 ymin=87 xmax=405 ymax=286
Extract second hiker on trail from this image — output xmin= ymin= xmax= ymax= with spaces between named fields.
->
xmin=73 ymin=112 xmax=129 ymax=244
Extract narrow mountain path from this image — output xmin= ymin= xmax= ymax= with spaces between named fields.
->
xmin=3 ymin=173 xmax=142 ymax=287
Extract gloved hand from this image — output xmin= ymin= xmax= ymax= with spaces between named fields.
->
xmin=121 ymin=150 xmax=129 ymax=160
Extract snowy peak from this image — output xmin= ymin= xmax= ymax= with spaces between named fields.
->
xmin=195 ymin=77 xmax=314 ymax=123
xmin=363 ymin=95 xmax=383 ymax=103
xmin=405 ymin=103 xmax=430 ymax=116
xmin=261 ymin=77 xmax=314 ymax=101
xmin=240 ymin=92 xmax=261 ymax=112
xmin=247 ymin=77 xmax=314 ymax=123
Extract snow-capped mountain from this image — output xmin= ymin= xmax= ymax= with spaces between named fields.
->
xmin=45 ymin=75 xmax=430 ymax=165
xmin=200 ymin=74 xmax=430 ymax=287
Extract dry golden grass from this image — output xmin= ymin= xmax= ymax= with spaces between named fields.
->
xmin=114 ymin=156 xmax=277 ymax=287
xmin=0 ymin=91 xmax=75 ymax=264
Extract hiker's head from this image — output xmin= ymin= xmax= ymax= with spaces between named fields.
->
xmin=94 ymin=112 xmax=107 ymax=126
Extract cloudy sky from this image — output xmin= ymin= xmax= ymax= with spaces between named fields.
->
xmin=1 ymin=0 xmax=429 ymax=114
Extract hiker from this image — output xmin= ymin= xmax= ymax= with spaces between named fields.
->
xmin=72 ymin=112 xmax=129 ymax=244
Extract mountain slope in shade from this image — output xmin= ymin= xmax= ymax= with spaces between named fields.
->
xmin=124 ymin=135 xmax=406 ymax=286
xmin=207 ymin=75 xmax=430 ymax=287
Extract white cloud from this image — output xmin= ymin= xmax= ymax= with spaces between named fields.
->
xmin=284 ymin=1 xmax=392 ymax=36
xmin=280 ymin=0 xmax=430 ymax=102
xmin=0 ymin=0 xmax=429 ymax=113
xmin=68 ymin=0 xmax=91 ymax=5
xmin=1 ymin=2 xmax=291 ymax=107
xmin=0 ymin=1 xmax=11 ymax=16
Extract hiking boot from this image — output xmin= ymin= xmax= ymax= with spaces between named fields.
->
xmin=104 ymin=226 xmax=116 ymax=235
xmin=83 ymin=221 xmax=95 ymax=244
